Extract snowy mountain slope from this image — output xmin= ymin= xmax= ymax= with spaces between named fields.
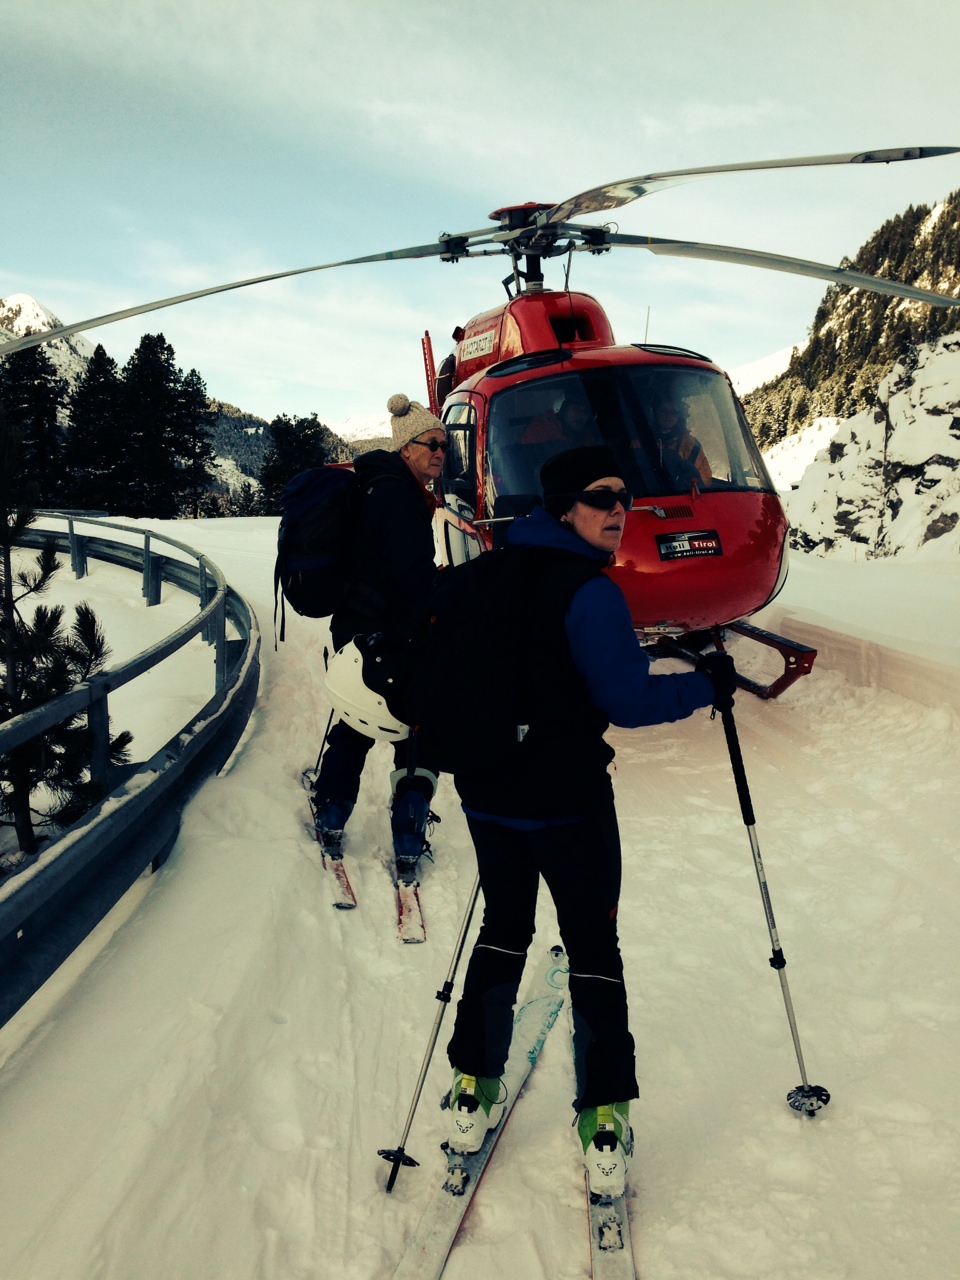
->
xmin=787 ymin=335 xmax=960 ymax=558
xmin=0 ymin=520 xmax=957 ymax=1280
xmin=330 ymin=411 xmax=392 ymax=442
xmin=729 ymin=344 xmax=803 ymax=397
xmin=0 ymin=293 xmax=94 ymax=385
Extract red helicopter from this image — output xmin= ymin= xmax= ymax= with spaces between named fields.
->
xmin=5 ymin=147 xmax=960 ymax=694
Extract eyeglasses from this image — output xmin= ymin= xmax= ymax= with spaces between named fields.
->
xmin=562 ymin=488 xmax=633 ymax=511
xmin=410 ymin=437 xmax=449 ymax=453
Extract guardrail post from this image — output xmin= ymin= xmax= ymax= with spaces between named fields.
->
xmin=214 ymin=601 xmax=228 ymax=690
xmin=142 ymin=536 xmax=161 ymax=606
xmin=68 ymin=518 xmax=88 ymax=580
xmin=87 ymin=684 xmax=111 ymax=788
xmin=199 ymin=558 xmax=214 ymax=644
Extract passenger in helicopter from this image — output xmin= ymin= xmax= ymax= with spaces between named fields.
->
xmin=310 ymin=393 xmax=444 ymax=888
xmin=443 ymin=444 xmax=737 ymax=1199
xmin=646 ymin=398 xmax=713 ymax=487
xmin=521 ymin=394 xmax=601 ymax=446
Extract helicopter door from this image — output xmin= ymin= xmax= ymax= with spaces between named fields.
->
xmin=439 ymin=399 xmax=483 ymax=564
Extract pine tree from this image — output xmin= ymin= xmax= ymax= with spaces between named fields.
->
xmin=62 ymin=344 xmax=126 ymax=512
xmin=174 ymin=368 xmax=217 ymax=518
xmin=0 ymin=408 xmax=132 ymax=866
xmin=258 ymin=414 xmax=330 ymax=514
xmin=0 ymin=345 xmax=67 ymax=507
xmin=117 ymin=333 xmax=185 ymax=517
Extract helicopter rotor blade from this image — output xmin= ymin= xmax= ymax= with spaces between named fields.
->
xmin=541 ymin=146 xmax=960 ymax=225
xmin=602 ymin=231 xmax=960 ymax=309
xmin=0 ymin=237 xmax=482 ymax=357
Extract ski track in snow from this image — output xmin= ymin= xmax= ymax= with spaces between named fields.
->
xmin=0 ymin=517 xmax=957 ymax=1280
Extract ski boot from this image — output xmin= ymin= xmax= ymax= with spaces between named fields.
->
xmin=578 ymin=1101 xmax=633 ymax=1199
xmin=312 ymin=797 xmax=353 ymax=856
xmin=391 ymin=770 xmax=439 ymax=886
xmin=446 ymin=1069 xmax=506 ymax=1154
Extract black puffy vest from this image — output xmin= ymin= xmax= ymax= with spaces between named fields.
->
xmin=453 ymin=544 xmax=614 ymax=820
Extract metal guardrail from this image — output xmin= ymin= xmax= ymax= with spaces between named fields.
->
xmin=0 ymin=515 xmax=262 ymax=1029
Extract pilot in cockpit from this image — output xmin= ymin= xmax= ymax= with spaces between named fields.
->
xmin=648 ymin=398 xmax=712 ymax=488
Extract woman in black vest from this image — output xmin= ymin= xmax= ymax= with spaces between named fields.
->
xmin=444 ymin=445 xmax=735 ymax=1199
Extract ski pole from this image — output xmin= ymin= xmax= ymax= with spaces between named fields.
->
xmin=712 ymin=636 xmax=830 ymax=1119
xmin=313 ymin=706 xmax=335 ymax=773
xmin=378 ymin=872 xmax=482 ymax=1191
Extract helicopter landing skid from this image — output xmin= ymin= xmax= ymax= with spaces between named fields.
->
xmin=649 ymin=620 xmax=817 ymax=700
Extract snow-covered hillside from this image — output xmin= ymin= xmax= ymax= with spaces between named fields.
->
xmin=0 ymin=516 xmax=957 ymax=1280
xmin=0 ymin=293 xmax=93 ymax=385
xmin=330 ymin=411 xmax=392 ymax=443
xmin=785 ymin=335 xmax=960 ymax=558
xmin=761 ymin=417 xmax=841 ymax=491
xmin=729 ymin=345 xmax=803 ymax=397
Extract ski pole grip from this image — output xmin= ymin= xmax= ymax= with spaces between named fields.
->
xmin=720 ymin=707 xmax=756 ymax=827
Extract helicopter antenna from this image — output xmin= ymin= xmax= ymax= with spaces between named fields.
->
xmin=563 ymin=244 xmax=574 ymax=290
xmin=644 ymin=306 xmax=651 ymax=342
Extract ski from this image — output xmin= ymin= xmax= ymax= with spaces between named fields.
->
xmin=302 ymin=818 xmax=359 ymax=908
xmin=587 ymin=1184 xmax=638 ymax=1279
xmin=397 ymin=881 xmax=427 ymax=943
xmin=302 ymin=774 xmax=359 ymax=909
xmin=390 ymin=945 xmax=569 ymax=1280
xmin=324 ymin=848 xmax=359 ymax=909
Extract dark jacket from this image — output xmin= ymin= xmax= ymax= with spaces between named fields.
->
xmin=332 ymin=449 xmax=439 ymax=649
xmin=455 ymin=506 xmax=715 ymax=821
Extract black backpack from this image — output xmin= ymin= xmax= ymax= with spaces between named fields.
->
xmin=274 ymin=466 xmax=360 ymax=640
xmin=360 ymin=548 xmax=541 ymax=775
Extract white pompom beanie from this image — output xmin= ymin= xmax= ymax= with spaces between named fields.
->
xmin=387 ymin=393 xmax=445 ymax=451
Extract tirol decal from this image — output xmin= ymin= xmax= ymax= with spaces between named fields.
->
xmin=460 ymin=329 xmax=496 ymax=360
xmin=656 ymin=529 xmax=723 ymax=561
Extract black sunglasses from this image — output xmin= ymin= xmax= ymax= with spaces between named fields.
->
xmin=562 ymin=488 xmax=633 ymax=511
xmin=410 ymin=437 xmax=449 ymax=453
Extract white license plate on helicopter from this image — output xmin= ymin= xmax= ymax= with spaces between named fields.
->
xmin=656 ymin=530 xmax=723 ymax=560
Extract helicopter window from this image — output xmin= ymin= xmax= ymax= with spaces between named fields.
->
xmin=441 ymin=402 xmax=477 ymax=515
xmin=485 ymin=367 xmax=775 ymax=509
xmin=485 ymin=374 xmax=606 ymax=512
xmin=613 ymin=367 xmax=775 ymax=496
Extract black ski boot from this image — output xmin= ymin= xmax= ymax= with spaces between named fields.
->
xmin=391 ymin=772 xmax=439 ymax=885
xmin=313 ymin=796 xmax=354 ymax=855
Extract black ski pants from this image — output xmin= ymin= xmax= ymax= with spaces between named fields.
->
xmin=447 ymin=797 xmax=639 ymax=1111
xmin=314 ymin=719 xmax=436 ymax=808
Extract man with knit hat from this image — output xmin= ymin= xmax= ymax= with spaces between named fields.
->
xmin=442 ymin=444 xmax=736 ymax=1200
xmin=311 ymin=394 xmax=447 ymax=886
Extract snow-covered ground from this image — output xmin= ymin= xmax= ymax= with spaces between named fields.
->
xmin=0 ymin=517 xmax=957 ymax=1280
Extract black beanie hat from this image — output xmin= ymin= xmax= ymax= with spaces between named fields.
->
xmin=540 ymin=445 xmax=620 ymax=518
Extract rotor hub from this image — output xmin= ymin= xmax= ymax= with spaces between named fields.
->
xmin=488 ymin=202 xmax=554 ymax=229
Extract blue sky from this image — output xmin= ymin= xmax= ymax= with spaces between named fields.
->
xmin=3 ymin=0 xmax=960 ymax=425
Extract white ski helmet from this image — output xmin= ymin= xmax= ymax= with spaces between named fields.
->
xmin=323 ymin=639 xmax=410 ymax=741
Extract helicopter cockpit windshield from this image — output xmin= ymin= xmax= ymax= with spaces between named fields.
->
xmin=484 ymin=365 xmax=774 ymax=517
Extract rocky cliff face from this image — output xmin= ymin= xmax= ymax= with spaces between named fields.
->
xmin=786 ymin=336 xmax=960 ymax=559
